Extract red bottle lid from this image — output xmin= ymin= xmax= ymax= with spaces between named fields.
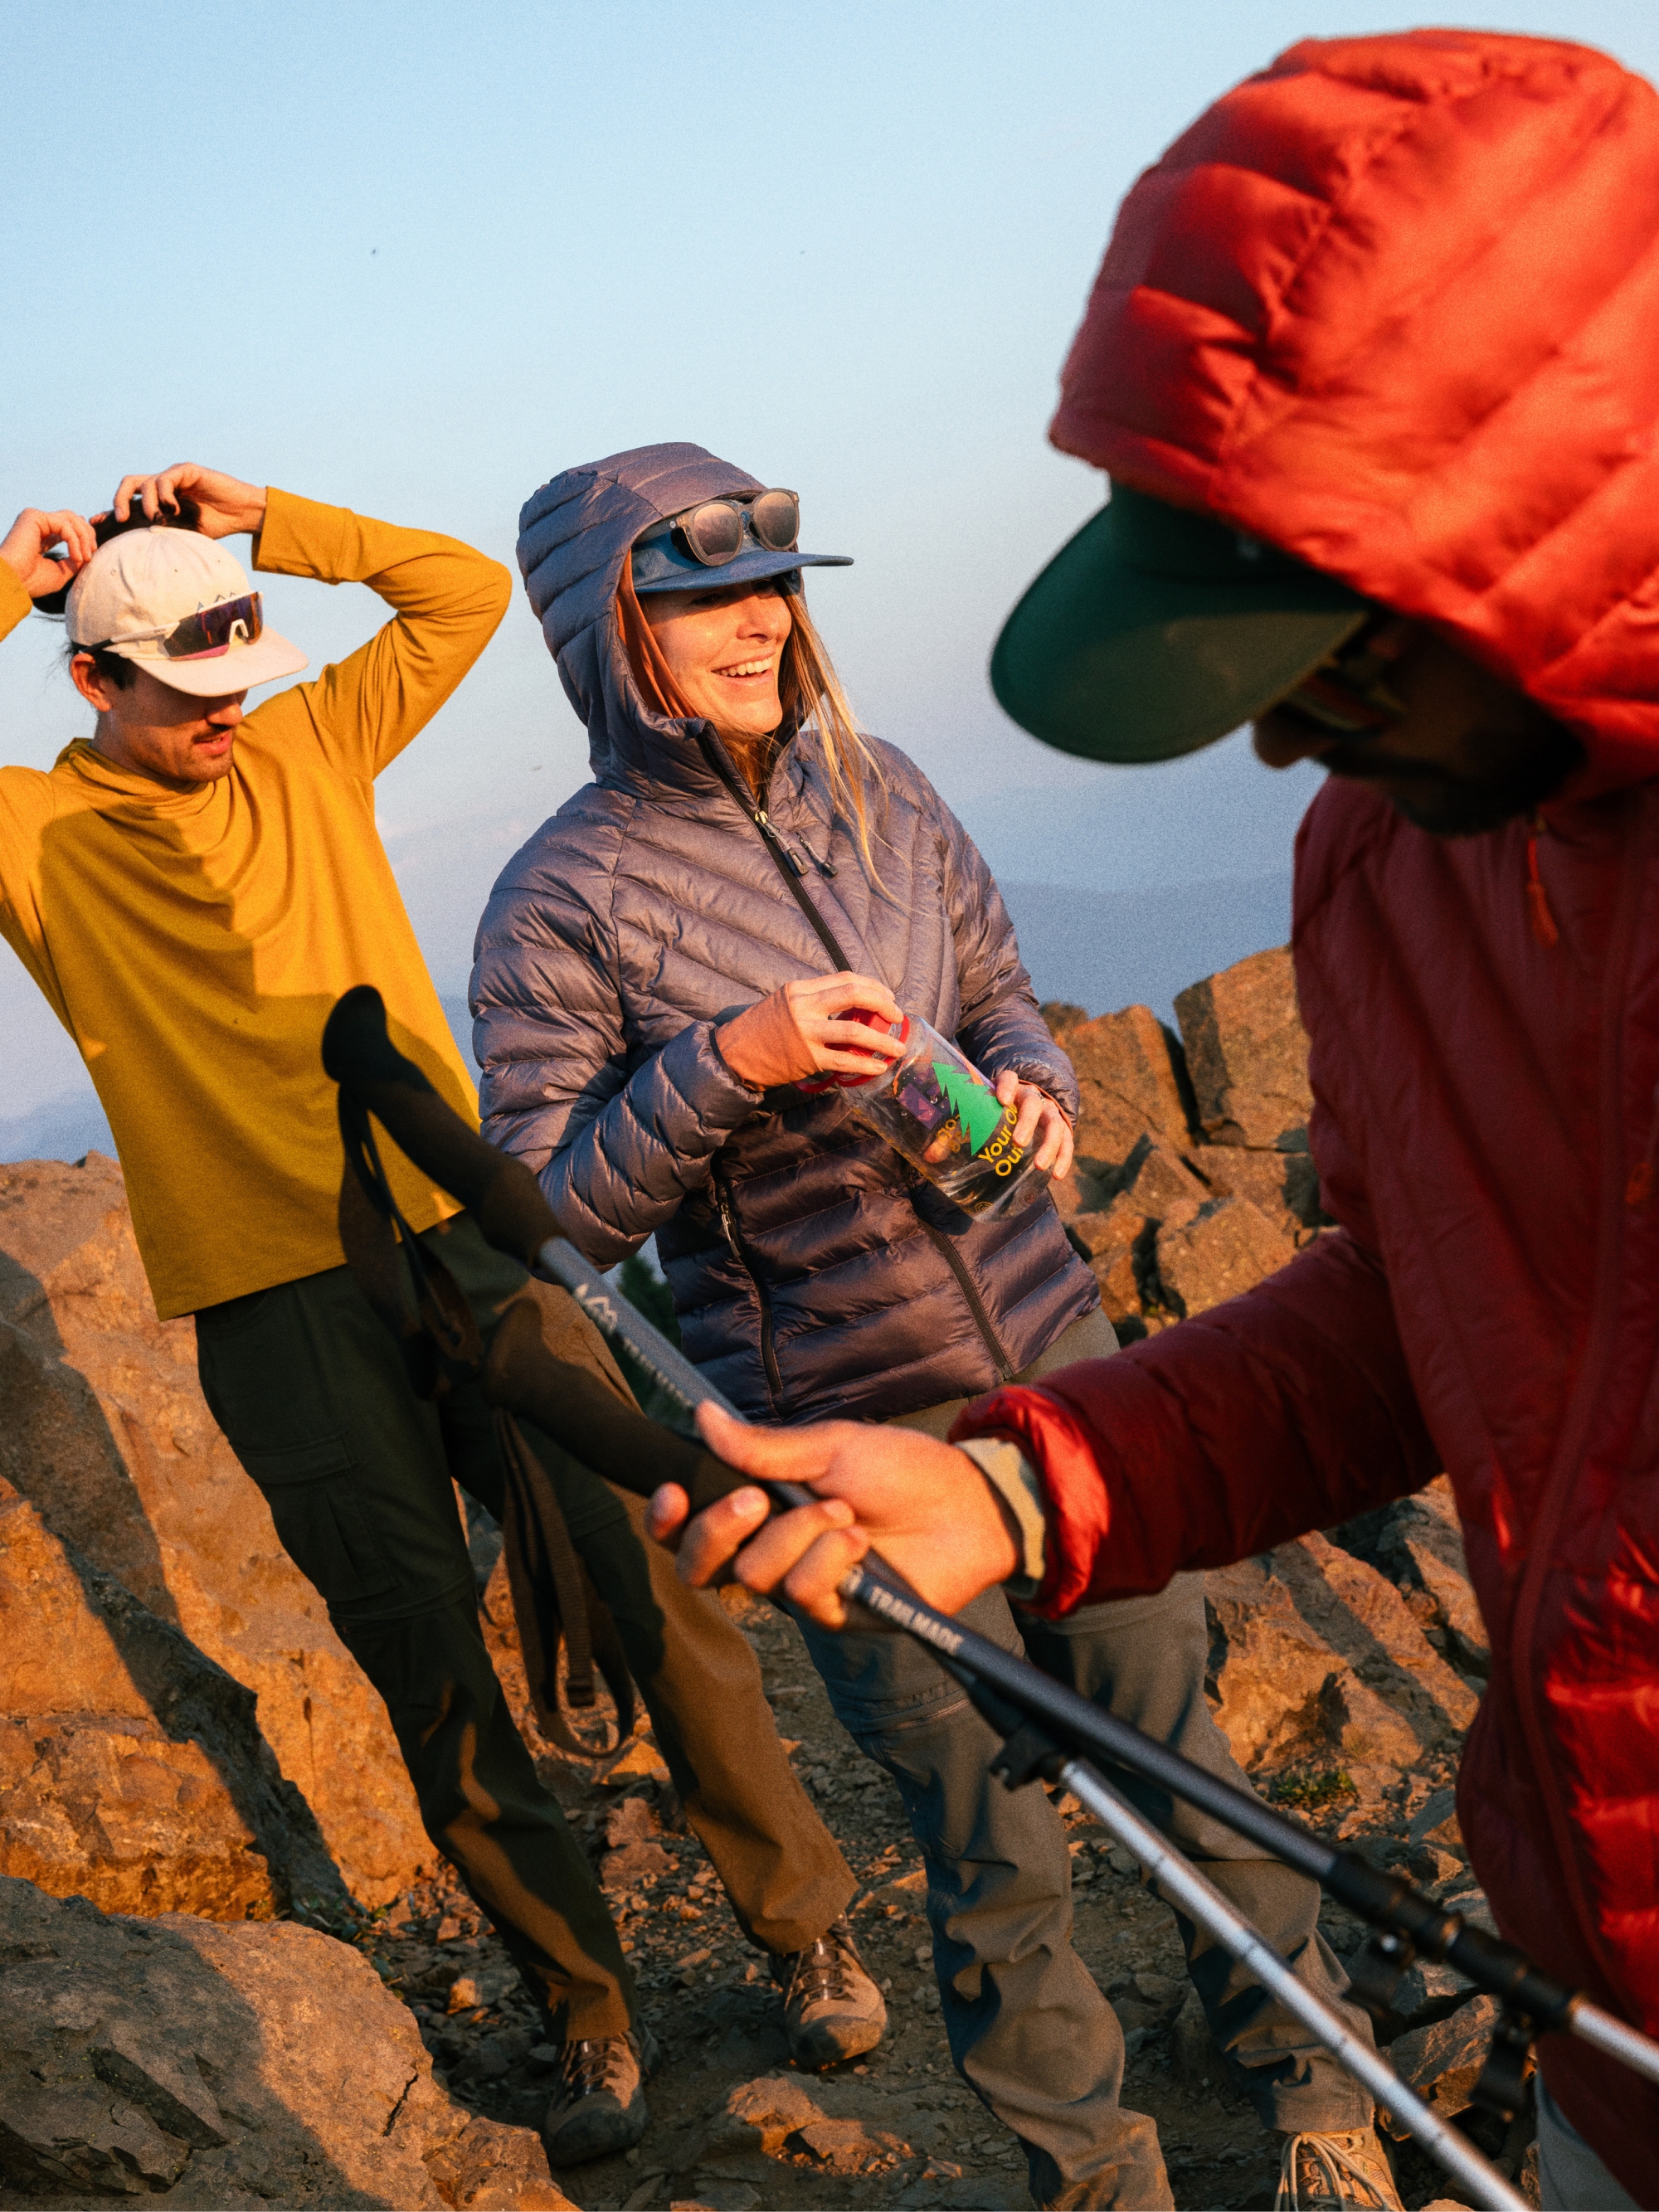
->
xmin=796 ymin=1010 xmax=909 ymax=1094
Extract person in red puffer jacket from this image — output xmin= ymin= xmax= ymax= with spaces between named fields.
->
xmin=649 ymin=30 xmax=1659 ymax=2211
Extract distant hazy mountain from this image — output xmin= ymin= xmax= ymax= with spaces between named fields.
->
xmin=996 ymin=872 xmax=1292 ymax=1023
xmin=0 ymin=1087 xmax=114 ymax=1168
xmin=2 ymin=883 xmax=1290 ymax=1168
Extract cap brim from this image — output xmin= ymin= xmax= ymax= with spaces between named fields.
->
xmin=632 ymin=547 xmax=852 ymax=595
xmin=126 ymin=630 xmax=309 ymax=697
xmin=991 ymin=502 xmax=1368 ymax=764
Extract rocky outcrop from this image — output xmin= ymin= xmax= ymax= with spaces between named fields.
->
xmin=1204 ymin=1525 xmax=1480 ymax=1796
xmin=0 ymin=1475 xmax=335 ymax=1918
xmin=0 ymin=1874 xmax=572 ymax=2209
xmin=1173 ymin=946 xmax=1314 ymax=1151
xmin=0 ymin=1155 xmax=430 ymax=1905
xmin=1063 ymin=1004 xmax=1194 ymax=1174
xmin=1046 ymin=961 xmax=1498 ymax=1883
xmin=1044 ymin=945 xmax=1327 ymax=1340
xmin=1339 ymin=1478 xmax=1492 ymax=1680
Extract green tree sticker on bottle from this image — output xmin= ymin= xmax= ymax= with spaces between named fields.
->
xmin=932 ymin=1061 xmax=1006 ymax=1156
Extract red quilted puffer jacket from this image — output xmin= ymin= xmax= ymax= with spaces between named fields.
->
xmin=958 ymin=32 xmax=1659 ymax=2197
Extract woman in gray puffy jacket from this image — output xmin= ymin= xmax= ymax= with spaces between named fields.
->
xmin=475 ymin=444 xmax=1097 ymax=1427
xmin=473 ymin=444 xmax=1381 ymax=2205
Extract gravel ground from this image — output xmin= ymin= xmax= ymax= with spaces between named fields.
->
xmin=302 ymin=1585 xmax=1516 ymax=2212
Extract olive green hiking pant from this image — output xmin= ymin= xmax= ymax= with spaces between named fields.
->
xmin=194 ymin=1213 xmax=853 ymax=2040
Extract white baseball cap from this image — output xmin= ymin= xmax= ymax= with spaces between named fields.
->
xmin=65 ymin=528 xmax=307 ymax=698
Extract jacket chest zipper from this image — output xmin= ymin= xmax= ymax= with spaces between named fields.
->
xmin=1506 ymin=810 xmax=1642 ymax=1992
xmin=698 ymin=733 xmax=1017 ymax=1384
xmin=918 ymin=1216 xmax=1018 ymax=1383
xmin=752 ymin=796 xmax=853 ymax=968
xmin=712 ymin=1164 xmax=785 ymax=1414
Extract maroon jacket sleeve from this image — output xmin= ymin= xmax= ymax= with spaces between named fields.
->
xmin=951 ymin=1226 xmax=1438 ymax=1616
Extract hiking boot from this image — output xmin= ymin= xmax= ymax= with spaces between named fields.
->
xmin=1277 ymin=2127 xmax=1404 ymax=2210
xmin=771 ymin=1914 xmax=887 ymax=2068
xmin=541 ymin=2024 xmax=659 ymax=2166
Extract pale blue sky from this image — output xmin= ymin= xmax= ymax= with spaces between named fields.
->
xmin=3 ymin=2 xmax=1657 ymax=1129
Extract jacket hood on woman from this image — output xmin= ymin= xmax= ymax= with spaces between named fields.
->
xmin=956 ymin=33 xmax=1659 ymax=2195
xmin=518 ymin=443 xmax=766 ymax=777
xmin=474 ymin=443 xmax=1096 ymax=1423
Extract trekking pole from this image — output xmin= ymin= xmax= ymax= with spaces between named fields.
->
xmin=319 ymin=987 xmax=1659 ymax=2125
xmin=1057 ymin=1761 xmax=1525 ymax=2210
xmin=511 ymin=1253 xmax=1530 ymax=2206
xmin=513 ymin=1101 xmax=1659 ymax=2101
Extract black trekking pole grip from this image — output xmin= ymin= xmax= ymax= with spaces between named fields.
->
xmin=322 ymin=984 xmax=562 ymax=1266
xmin=319 ymin=985 xmax=804 ymax=1521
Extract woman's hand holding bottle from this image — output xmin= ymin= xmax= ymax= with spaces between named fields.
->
xmin=716 ymin=971 xmax=906 ymax=1090
xmin=995 ymin=1069 xmax=1075 ymax=1179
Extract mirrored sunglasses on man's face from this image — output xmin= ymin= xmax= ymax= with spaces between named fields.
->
xmin=671 ymin=489 xmax=800 ymax=566
xmin=82 ymin=592 xmax=265 ymax=662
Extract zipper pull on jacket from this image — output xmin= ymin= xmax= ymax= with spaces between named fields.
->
xmin=752 ymin=805 xmax=809 ymax=877
xmin=1525 ymin=813 xmax=1560 ymax=948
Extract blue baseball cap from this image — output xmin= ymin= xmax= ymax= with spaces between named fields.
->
xmin=630 ymin=488 xmax=852 ymax=596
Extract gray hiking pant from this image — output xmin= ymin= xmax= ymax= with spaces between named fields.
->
xmin=801 ymin=1307 xmax=1374 ymax=2211
xmin=1537 ymin=2077 xmax=1640 ymax=2210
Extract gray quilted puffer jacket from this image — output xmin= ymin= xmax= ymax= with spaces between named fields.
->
xmin=471 ymin=442 xmax=1097 ymax=1424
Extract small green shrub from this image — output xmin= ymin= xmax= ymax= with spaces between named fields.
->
xmin=1270 ymin=1767 xmax=1355 ymax=1812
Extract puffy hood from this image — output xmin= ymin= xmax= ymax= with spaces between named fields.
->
xmin=516 ymin=442 xmax=763 ymax=795
xmin=1050 ymin=32 xmax=1659 ymax=799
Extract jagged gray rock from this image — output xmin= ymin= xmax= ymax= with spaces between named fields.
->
xmin=1174 ymin=946 xmax=1313 ymax=1150
xmin=1186 ymin=1142 xmax=1327 ymax=1243
xmin=1204 ymin=1530 xmax=1477 ymax=1778
xmin=1155 ymin=1194 xmax=1297 ymax=1319
xmin=1061 ymin=1004 xmax=1194 ymax=1177
xmin=698 ymin=2072 xmax=942 ymax=2171
xmin=0 ymin=1874 xmax=572 ymax=2208
xmin=1381 ymin=1995 xmax=1503 ymax=2134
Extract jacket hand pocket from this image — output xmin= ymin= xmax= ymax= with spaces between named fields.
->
xmin=239 ymin=1435 xmax=398 ymax=1606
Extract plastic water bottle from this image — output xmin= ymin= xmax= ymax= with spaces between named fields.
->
xmin=800 ymin=1011 xmax=1046 ymax=1219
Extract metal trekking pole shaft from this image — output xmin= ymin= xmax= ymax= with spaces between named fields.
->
xmin=838 ymin=1554 xmax=1659 ymax=2088
xmin=534 ymin=1236 xmax=750 ymax=1429
xmin=1058 ymin=1757 xmax=1526 ymax=2212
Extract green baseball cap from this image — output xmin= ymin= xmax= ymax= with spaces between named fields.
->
xmin=991 ymin=483 xmax=1373 ymax=764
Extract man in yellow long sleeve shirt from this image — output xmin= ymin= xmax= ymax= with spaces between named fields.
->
xmin=2 ymin=468 xmax=489 ymax=1304
xmin=0 ymin=470 xmax=872 ymax=2164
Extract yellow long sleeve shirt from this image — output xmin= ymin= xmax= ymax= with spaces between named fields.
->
xmin=0 ymin=491 xmax=513 ymax=1316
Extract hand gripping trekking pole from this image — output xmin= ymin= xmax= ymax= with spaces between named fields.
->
xmin=322 ymin=989 xmax=1658 ymax=2196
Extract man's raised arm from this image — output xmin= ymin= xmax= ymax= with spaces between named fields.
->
xmin=249 ymin=486 xmax=513 ymax=777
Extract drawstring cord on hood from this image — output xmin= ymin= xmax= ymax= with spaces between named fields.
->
xmin=1525 ymin=813 xmax=1559 ymax=949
